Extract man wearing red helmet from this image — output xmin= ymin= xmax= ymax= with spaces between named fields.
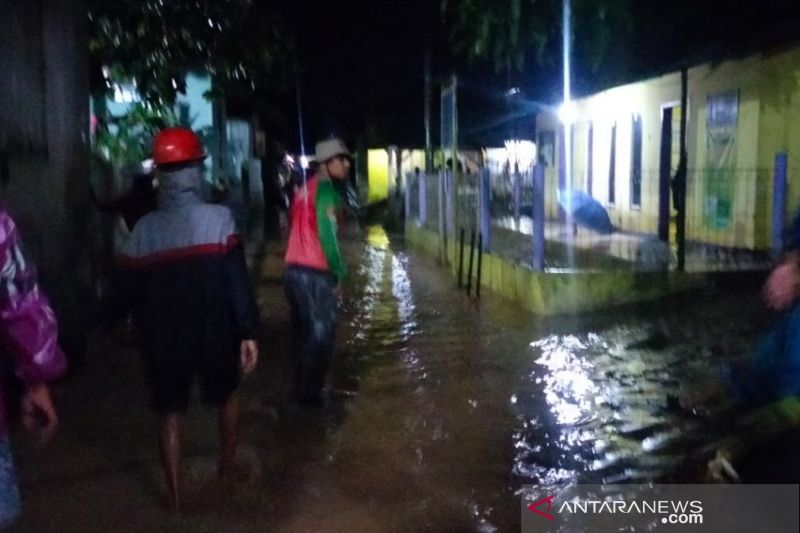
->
xmin=284 ymin=138 xmax=350 ymax=407
xmin=114 ymin=127 xmax=259 ymax=512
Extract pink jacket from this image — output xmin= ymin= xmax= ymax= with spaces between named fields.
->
xmin=0 ymin=209 xmax=66 ymax=438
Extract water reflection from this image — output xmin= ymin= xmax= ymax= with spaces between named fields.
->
xmin=347 ymin=226 xmax=389 ymax=347
xmin=513 ymin=325 xmax=710 ymax=494
xmin=391 ymin=253 xmax=417 ymax=341
xmin=533 ymin=335 xmax=597 ymax=426
xmin=366 ymin=224 xmax=390 ymax=249
xmin=327 ymin=225 xmax=756 ymax=531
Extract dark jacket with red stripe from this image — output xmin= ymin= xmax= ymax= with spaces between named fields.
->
xmin=114 ymin=168 xmax=258 ymax=369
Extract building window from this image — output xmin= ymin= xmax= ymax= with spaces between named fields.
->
xmin=608 ymin=122 xmax=617 ymax=204
xmin=631 ymin=114 xmax=643 ymax=207
xmin=538 ymin=130 xmax=555 ymax=167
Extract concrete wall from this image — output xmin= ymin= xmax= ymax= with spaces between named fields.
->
xmin=753 ymin=47 xmax=800 ymax=249
xmin=0 ymin=0 xmax=92 ymax=358
xmin=406 ymin=223 xmax=705 ymax=315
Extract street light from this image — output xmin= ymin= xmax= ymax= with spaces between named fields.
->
xmin=557 ymin=100 xmax=577 ymax=125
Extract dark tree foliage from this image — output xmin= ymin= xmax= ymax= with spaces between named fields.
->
xmin=442 ymin=0 xmax=632 ymax=73
xmin=89 ymin=0 xmax=295 ymax=105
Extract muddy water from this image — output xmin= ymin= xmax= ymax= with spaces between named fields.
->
xmin=282 ymin=227 xmax=765 ymax=531
xmin=13 ymin=226 xmax=766 ymax=532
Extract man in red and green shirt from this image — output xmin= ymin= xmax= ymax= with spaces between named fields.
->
xmin=284 ymin=138 xmax=350 ymax=406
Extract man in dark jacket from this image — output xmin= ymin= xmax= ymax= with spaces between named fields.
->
xmin=116 ymin=127 xmax=259 ymax=512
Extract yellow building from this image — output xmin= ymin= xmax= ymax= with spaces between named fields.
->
xmin=367 ymin=147 xmax=426 ymax=204
xmin=537 ymin=44 xmax=800 ymax=251
xmin=367 ymin=148 xmax=391 ymax=204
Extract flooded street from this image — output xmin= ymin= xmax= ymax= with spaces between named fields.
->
xmin=13 ymin=226 xmax=768 ymax=532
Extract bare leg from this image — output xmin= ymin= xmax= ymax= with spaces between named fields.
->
xmin=218 ymin=391 xmax=240 ymax=486
xmin=159 ymin=415 xmax=183 ymax=513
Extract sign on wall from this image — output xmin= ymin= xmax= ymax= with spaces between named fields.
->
xmin=704 ymin=90 xmax=738 ymax=230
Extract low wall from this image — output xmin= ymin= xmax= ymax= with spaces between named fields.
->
xmin=405 ymin=222 xmax=710 ymax=315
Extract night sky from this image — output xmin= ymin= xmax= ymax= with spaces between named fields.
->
xmin=276 ymin=0 xmax=436 ymax=150
xmin=274 ymin=0 xmax=800 ymax=151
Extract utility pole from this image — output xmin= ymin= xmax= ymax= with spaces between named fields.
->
xmin=424 ymin=44 xmax=432 ymax=172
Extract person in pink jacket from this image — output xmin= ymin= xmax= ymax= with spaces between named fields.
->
xmin=0 ymin=208 xmax=67 ymax=527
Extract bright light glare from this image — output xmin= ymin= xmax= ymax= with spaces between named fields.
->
xmin=300 ymin=155 xmax=310 ymax=169
xmin=557 ymin=101 xmax=577 ymax=124
xmin=112 ymin=82 xmax=140 ymax=104
xmin=504 ymin=139 xmax=537 ymax=169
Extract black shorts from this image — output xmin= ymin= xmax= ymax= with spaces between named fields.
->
xmin=145 ymin=349 xmax=240 ymax=415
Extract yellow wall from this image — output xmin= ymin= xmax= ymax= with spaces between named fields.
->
xmin=405 ymin=223 xmax=705 ymax=315
xmin=753 ymin=48 xmax=800 ymax=249
xmin=538 ymin=72 xmax=683 ymax=235
xmin=367 ymin=148 xmax=389 ymax=204
xmin=684 ymin=58 xmax=761 ymax=248
xmin=537 ymin=46 xmax=800 ymax=251
xmin=367 ymin=148 xmax=428 ymax=202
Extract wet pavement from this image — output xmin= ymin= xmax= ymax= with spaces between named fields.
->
xmin=11 ymin=225 xmax=770 ymax=532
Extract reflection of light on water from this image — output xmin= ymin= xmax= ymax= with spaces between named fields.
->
xmin=511 ymin=334 xmax=608 ymax=490
xmin=366 ymin=224 xmax=390 ymax=249
xmin=641 ymin=429 xmax=681 ymax=452
xmin=513 ymin=324 xmax=697 ymax=492
xmin=350 ymin=227 xmax=424 ymax=379
xmin=391 ymin=254 xmax=417 ymax=340
xmin=350 ymin=230 xmax=389 ymax=347
xmin=389 ymin=251 xmax=425 ymax=380
xmin=533 ymin=335 xmax=598 ymax=426
xmin=513 ymin=464 xmax=575 ymax=486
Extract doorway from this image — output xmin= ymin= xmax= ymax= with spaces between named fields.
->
xmin=658 ymin=104 xmax=681 ymax=242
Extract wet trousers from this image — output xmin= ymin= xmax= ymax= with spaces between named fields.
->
xmin=284 ymin=265 xmax=338 ymax=405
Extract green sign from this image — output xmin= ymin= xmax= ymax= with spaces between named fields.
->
xmin=703 ymin=90 xmax=738 ymax=230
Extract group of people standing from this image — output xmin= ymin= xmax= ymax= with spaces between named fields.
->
xmin=0 ymin=128 xmax=352 ymax=522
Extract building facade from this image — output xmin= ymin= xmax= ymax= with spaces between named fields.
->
xmin=537 ymin=44 xmax=800 ymax=252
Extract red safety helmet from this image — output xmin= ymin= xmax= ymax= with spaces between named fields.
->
xmin=152 ymin=127 xmax=206 ymax=167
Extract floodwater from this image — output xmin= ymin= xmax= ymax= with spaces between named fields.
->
xmin=13 ymin=225 xmax=768 ymax=532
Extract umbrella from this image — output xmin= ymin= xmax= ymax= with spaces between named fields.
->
xmin=558 ymin=189 xmax=615 ymax=234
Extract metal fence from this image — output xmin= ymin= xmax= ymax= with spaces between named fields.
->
xmin=405 ymin=166 xmax=785 ymax=272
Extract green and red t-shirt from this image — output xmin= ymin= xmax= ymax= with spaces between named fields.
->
xmin=284 ymin=175 xmax=347 ymax=282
